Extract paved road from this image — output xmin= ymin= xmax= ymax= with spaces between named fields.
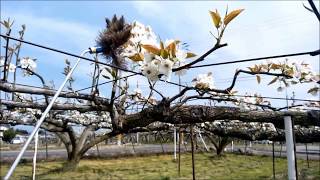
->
xmin=0 ymin=144 xmax=188 ymax=163
xmin=1 ymin=144 xmax=319 ymax=163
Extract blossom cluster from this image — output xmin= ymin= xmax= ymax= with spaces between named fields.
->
xmin=291 ymin=62 xmax=319 ymax=83
xmin=20 ymin=57 xmax=37 ymax=75
xmin=130 ymin=88 xmax=142 ymax=101
xmin=250 ymin=60 xmax=319 ymax=84
xmin=57 ymin=111 xmax=112 ymax=128
xmin=0 ymin=57 xmax=37 ymax=75
xmin=208 ymin=120 xmax=277 ymax=133
xmin=248 ymin=60 xmax=319 ymax=95
xmin=192 ymin=72 xmax=214 ymax=89
xmin=129 ymin=88 xmax=157 ymax=105
xmin=0 ymin=58 xmax=16 ymax=73
xmin=140 ymin=54 xmax=174 ymax=81
xmin=122 ymin=21 xmax=195 ymax=81
xmin=236 ymin=93 xmax=270 ymax=110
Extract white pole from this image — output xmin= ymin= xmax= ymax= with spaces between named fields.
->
xmin=4 ymin=50 xmax=89 ymax=180
xmin=117 ymin=71 xmax=122 ymax=146
xmin=174 ymin=128 xmax=177 ymax=160
xmin=198 ymin=132 xmax=209 ymax=152
xmin=231 ymin=141 xmax=234 ymax=152
xmin=284 ymin=116 xmax=296 ymax=180
xmin=32 ymin=131 xmax=38 ymax=180
xmin=117 ymin=134 xmax=122 ymax=146
xmin=177 ymin=130 xmax=180 ymax=147
xmin=136 ymin=132 xmax=139 ymax=145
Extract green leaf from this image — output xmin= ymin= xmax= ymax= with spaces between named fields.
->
xmin=248 ymin=67 xmax=255 ymax=72
xmin=277 ymin=86 xmax=284 ymax=92
xmin=4 ymin=20 xmax=9 ymax=28
xmin=307 ymin=87 xmax=319 ymax=95
xmin=268 ymin=77 xmax=278 ymax=85
xmin=224 ymin=9 xmax=244 ymax=25
xmin=160 ymin=49 xmax=169 ymax=59
xmin=256 ymin=75 xmax=261 ymax=84
xmin=209 ymin=10 xmax=221 ymax=28
xmin=128 ymin=53 xmax=144 ymax=62
xmin=111 ymin=70 xmax=117 ymax=78
xmin=65 ymin=59 xmax=70 ymax=65
xmin=160 ymin=40 xmax=164 ymax=50
xmin=141 ymin=45 xmax=160 ymax=55
xmin=186 ymin=52 xmax=197 ymax=58
xmin=101 ymin=74 xmax=110 ymax=79
xmin=105 ymin=67 xmax=112 ymax=74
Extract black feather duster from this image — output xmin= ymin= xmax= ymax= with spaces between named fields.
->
xmin=96 ymin=15 xmax=132 ymax=67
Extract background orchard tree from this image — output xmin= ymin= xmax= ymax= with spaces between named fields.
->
xmin=2 ymin=128 xmax=16 ymax=143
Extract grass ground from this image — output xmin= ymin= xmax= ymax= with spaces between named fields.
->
xmin=1 ymin=153 xmax=319 ymax=180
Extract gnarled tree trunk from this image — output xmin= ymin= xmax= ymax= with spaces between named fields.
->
xmin=55 ymin=126 xmax=95 ymax=171
xmin=206 ymin=135 xmax=231 ymax=155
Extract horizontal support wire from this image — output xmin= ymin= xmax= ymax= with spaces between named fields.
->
xmin=186 ymin=49 xmax=320 ymax=69
xmin=0 ymin=34 xmax=142 ymax=76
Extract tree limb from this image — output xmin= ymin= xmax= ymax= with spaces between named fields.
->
xmin=2 ymin=100 xmax=111 ymax=112
xmin=0 ymin=81 xmax=110 ymax=105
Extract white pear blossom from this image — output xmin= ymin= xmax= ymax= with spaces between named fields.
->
xmin=0 ymin=58 xmax=4 ymax=66
xmin=176 ymin=49 xmax=187 ymax=62
xmin=148 ymin=96 xmax=157 ymax=105
xmin=133 ymin=88 xmax=142 ymax=95
xmin=121 ymin=43 xmax=137 ymax=57
xmin=291 ymin=61 xmax=319 ymax=82
xmin=244 ymin=96 xmax=256 ymax=105
xmin=130 ymin=21 xmax=157 ymax=46
xmin=8 ymin=63 xmax=16 ymax=72
xmin=122 ymin=22 xmax=191 ymax=82
xmin=122 ymin=21 xmax=158 ymax=59
xmin=192 ymin=72 xmax=214 ymax=89
xmin=239 ymin=95 xmax=257 ymax=110
xmin=20 ymin=57 xmax=37 ymax=70
xmin=158 ymin=59 xmax=174 ymax=81
xmin=151 ymin=58 xmax=161 ymax=67
xmin=19 ymin=57 xmax=37 ymax=76
xmin=132 ymin=88 xmax=142 ymax=101
xmin=141 ymin=63 xmax=159 ymax=81
xmin=140 ymin=56 xmax=175 ymax=81
xmin=1 ymin=58 xmax=17 ymax=73
xmin=144 ymin=52 xmax=155 ymax=63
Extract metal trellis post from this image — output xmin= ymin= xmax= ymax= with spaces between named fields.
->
xmin=174 ymin=127 xmax=177 ymax=160
xmin=284 ymin=116 xmax=296 ymax=180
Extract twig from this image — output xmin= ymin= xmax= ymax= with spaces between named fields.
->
xmin=3 ymin=29 xmax=12 ymax=81
xmin=172 ymin=43 xmax=227 ymax=72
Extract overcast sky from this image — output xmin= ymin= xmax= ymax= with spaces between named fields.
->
xmin=1 ymin=1 xmax=319 ymax=109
